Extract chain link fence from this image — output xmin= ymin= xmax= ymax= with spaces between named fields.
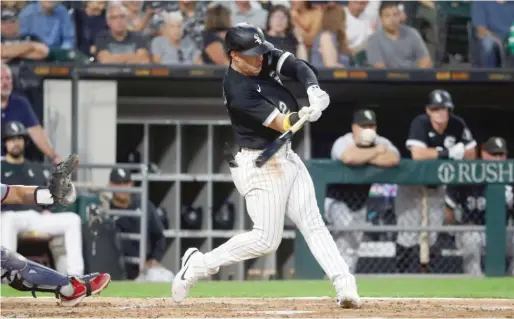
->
xmin=324 ymin=183 xmax=514 ymax=275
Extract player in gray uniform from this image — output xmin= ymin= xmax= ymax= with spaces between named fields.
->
xmin=396 ymin=90 xmax=476 ymax=272
xmin=325 ymin=110 xmax=400 ymax=272
xmin=445 ymin=137 xmax=514 ymax=275
xmin=1 ymin=173 xmax=111 ymax=306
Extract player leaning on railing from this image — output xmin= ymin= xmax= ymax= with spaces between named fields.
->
xmin=1 ymin=155 xmax=111 ymax=306
xmin=395 ymin=89 xmax=477 ymax=273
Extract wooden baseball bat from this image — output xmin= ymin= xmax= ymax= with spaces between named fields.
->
xmin=419 ymin=186 xmax=430 ymax=270
xmin=254 ymin=113 xmax=309 ymax=168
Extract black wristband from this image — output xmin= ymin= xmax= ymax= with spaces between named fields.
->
xmin=289 ymin=112 xmax=300 ymax=125
xmin=437 ymin=149 xmax=449 ymax=159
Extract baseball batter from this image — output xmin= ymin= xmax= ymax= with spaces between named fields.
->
xmin=0 ymin=155 xmax=111 ymax=306
xmin=395 ymin=90 xmax=476 ymax=272
xmin=445 ymin=137 xmax=514 ymax=275
xmin=325 ymin=109 xmax=400 ymax=272
xmin=172 ymin=23 xmax=361 ymax=308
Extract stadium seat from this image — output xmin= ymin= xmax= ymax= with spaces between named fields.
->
xmin=436 ymin=1 xmax=473 ymax=66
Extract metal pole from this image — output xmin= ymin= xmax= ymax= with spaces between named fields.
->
xmin=139 ymin=163 xmax=149 ymax=273
xmin=71 ymin=67 xmax=79 ymax=156
xmin=139 ymin=123 xmax=150 ymax=273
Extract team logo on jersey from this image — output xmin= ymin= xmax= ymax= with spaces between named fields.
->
xmin=462 ymin=128 xmax=472 ymax=141
xmin=254 ymin=34 xmax=262 ymax=44
xmin=257 ymin=85 xmax=261 ymax=92
xmin=28 ymin=169 xmax=34 ymax=178
xmin=443 ymin=136 xmax=456 ymax=149
xmin=278 ymin=101 xmax=288 ymax=113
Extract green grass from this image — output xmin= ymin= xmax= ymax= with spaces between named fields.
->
xmin=2 ymin=278 xmax=514 ymax=299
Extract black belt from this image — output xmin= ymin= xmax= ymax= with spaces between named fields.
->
xmin=223 ymin=143 xmax=238 ymax=168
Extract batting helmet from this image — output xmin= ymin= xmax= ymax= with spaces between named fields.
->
xmin=427 ymin=89 xmax=454 ymax=109
xmin=2 ymin=121 xmax=28 ymax=140
xmin=225 ymin=23 xmax=274 ymax=56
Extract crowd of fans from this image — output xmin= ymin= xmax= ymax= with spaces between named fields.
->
xmin=2 ymin=0 xmax=514 ymax=68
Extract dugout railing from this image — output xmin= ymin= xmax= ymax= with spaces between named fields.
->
xmin=296 ymin=159 xmax=514 ymax=278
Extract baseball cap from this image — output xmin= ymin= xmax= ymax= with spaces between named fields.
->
xmin=109 ymin=168 xmax=132 ymax=184
xmin=353 ymin=109 xmax=377 ymax=126
xmin=1 ymin=10 xmax=17 ymax=22
xmin=482 ymin=137 xmax=508 ymax=155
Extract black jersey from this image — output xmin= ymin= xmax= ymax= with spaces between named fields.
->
xmin=222 ymin=49 xmax=300 ymax=149
xmin=445 ymin=184 xmax=514 ymax=225
xmin=405 ymin=113 xmax=476 ymax=156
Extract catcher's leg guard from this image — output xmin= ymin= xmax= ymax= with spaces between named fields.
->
xmin=1 ymin=246 xmax=70 ymax=298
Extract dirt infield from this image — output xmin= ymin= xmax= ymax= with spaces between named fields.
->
xmin=1 ymin=297 xmax=514 ymax=319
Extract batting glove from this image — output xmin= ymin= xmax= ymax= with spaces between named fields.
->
xmin=448 ymin=142 xmax=465 ymax=160
xmin=307 ymin=85 xmax=330 ymax=112
xmin=299 ymin=106 xmax=322 ymax=122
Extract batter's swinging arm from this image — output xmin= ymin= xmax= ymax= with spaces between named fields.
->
xmin=254 ymin=112 xmax=309 ymax=167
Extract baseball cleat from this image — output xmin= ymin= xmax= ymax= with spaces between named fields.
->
xmin=59 ymin=273 xmax=111 ymax=307
xmin=335 ymin=274 xmax=362 ymax=309
xmin=81 ymin=272 xmax=112 ymax=295
xmin=172 ymin=248 xmax=203 ymax=302
xmin=60 ymin=277 xmax=87 ymax=307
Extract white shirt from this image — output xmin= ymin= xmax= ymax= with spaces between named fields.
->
xmin=344 ymin=6 xmax=373 ymax=50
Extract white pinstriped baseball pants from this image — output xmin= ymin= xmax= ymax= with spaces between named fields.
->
xmin=203 ymin=144 xmax=350 ymax=280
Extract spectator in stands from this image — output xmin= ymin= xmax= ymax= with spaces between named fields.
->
xmin=343 ymin=1 xmax=373 ymax=57
xmin=325 ymin=109 xmax=400 ymax=273
xmin=1 ymin=121 xmax=84 ymax=276
xmin=472 ymin=1 xmax=514 ymax=68
xmin=265 ymin=5 xmax=308 ymax=60
xmin=1 ymin=1 xmax=27 ymax=14
xmin=107 ymin=168 xmax=174 ymax=282
xmin=75 ymin=0 xmax=109 ymax=56
xmin=1 ymin=64 xmax=62 ymax=163
xmin=151 ymin=11 xmax=201 ymax=65
xmin=445 ymin=137 xmax=514 ymax=276
xmin=124 ymin=0 xmax=154 ymax=36
xmin=219 ymin=0 xmax=267 ymax=31
xmin=18 ymin=0 xmax=75 ymax=52
xmin=290 ymin=0 xmax=323 ymax=49
xmin=310 ymin=5 xmax=351 ymax=68
xmin=1 ymin=10 xmax=49 ymax=64
xmin=201 ymin=5 xmax=231 ymax=66
xmin=351 ymin=0 xmax=381 ymax=31
xmin=366 ymin=1 xmax=432 ymax=69
xmin=176 ymin=1 xmax=210 ymax=51
xmin=95 ymin=2 xmax=150 ymax=64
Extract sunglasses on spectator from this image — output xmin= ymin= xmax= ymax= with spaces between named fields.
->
xmin=178 ymin=49 xmax=184 ymax=63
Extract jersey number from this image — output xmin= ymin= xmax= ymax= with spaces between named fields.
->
xmin=466 ymin=196 xmax=486 ymax=211
xmin=278 ymin=101 xmax=289 ymax=114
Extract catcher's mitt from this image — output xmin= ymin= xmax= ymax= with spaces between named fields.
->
xmin=48 ymin=154 xmax=79 ymax=206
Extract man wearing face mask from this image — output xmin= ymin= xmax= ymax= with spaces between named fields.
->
xmin=395 ymin=89 xmax=477 ymax=273
xmin=444 ymin=137 xmax=514 ymax=276
xmin=325 ymin=109 xmax=400 ymax=273
xmin=173 ymin=22 xmax=362 ymax=309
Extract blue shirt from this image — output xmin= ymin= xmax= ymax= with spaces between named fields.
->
xmin=472 ymin=1 xmax=514 ymax=40
xmin=1 ymin=93 xmax=40 ymax=156
xmin=19 ymin=2 xmax=76 ymax=50
xmin=1 ymin=93 xmax=40 ymax=129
